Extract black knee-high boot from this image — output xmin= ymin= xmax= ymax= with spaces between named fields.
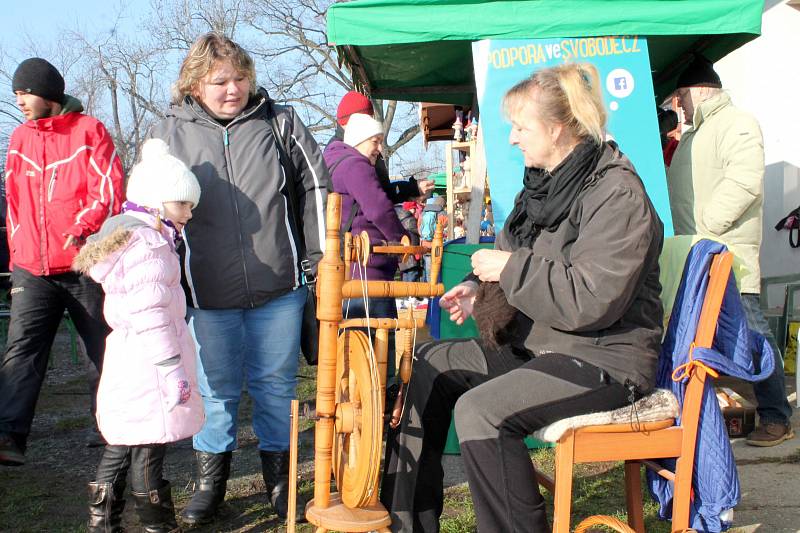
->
xmin=87 ymin=481 xmax=126 ymax=533
xmin=132 ymin=481 xmax=180 ymax=533
xmin=89 ymin=444 xmax=130 ymax=533
xmin=259 ymin=450 xmax=306 ymax=521
xmin=180 ymin=451 xmax=231 ymax=525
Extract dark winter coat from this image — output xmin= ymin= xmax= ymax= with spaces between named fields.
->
xmin=149 ymin=89 xmax=329 ymax=309
xmin=496 ymin=142 xmax=664 ymax=392
xmin=395 ymin=205 xmax=421 ymax=272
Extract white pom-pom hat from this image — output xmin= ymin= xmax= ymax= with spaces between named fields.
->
xmin=126 ymin=139 xmax=201 ymax=210
xmin=343 ymin=113 xmax=384 ymax=148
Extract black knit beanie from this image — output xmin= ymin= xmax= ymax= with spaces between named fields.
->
xmin=12 ymin=58 xmax=65 ymax=104
xmin=675 ymin=55 xmax=722 ymax=89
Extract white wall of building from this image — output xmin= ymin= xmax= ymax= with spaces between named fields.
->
xmin=715 ymin=0 xmax=800 ymax=307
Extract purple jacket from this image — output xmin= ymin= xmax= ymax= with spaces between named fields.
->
xmin=324 ymin=141 xmax=408 ymax=280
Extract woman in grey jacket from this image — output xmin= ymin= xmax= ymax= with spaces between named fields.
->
xmin=380 ymin=63 xmax=663 ymax=532
xmin=148 ymin=33 xmax=329 ymax=524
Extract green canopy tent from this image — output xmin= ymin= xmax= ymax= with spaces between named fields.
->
xmin=326 ymin=0 xmax=765 ymax=456
xmin=327 ymin=0 xmax=764 ymax=105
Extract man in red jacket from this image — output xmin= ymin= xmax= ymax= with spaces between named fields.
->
xmin=0 ymin=58 xmax=124 ymax=466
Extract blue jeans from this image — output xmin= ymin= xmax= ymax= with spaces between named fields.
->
xmin=188 ymin=287 xmax=306 ymax=453
xmin=742 ymin=294 xmax=793 ymax=425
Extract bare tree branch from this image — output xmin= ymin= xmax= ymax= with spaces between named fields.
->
xmin=386 ymin=124 xmax=420 ymax=160
xmin=242 ymin=0 xmax=420 ymax=163
xmin=0 ymin=0 xmax=423 ymax=174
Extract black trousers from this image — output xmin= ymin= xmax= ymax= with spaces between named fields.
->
xmin=95 ymin=444 xmax=168 ymax=494
xmin=0 ymin=267 xmax=109 ymax=448
xmin=380 ymin=339 xmax=632 ymax=533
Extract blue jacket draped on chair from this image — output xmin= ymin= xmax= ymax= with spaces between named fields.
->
xmin=648 ymin=239 xmax=775 ymax=532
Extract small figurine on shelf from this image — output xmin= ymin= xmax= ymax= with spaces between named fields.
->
xmin=462 ymin=156 xmax=471 ymax=188
xmin=452 ymin=108 xmax=464 ymax=142
xmin=467 ymin=115 xmax=479 ymax=142
xmin=452 ymin=164 xmax=464 ymax=189
xmin=453 ymin=218 xmax=466 ymax=239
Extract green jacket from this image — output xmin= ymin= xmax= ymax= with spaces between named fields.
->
xmin=667 ymin=91 xmax=764 ymax=293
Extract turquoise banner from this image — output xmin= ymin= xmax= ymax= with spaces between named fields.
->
xmin=472 ymin=36 xmax=673 ymax=235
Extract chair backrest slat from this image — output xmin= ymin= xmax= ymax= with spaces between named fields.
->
xmin=671 ymin=251 xmax=733 ymax=528
xmin=679 ymin=251 xmax=732 ymax=422
xmin=680 ymin=251 xmax=733 ymax=419
xmin=693 ymin=252 xmax=734 ymax=350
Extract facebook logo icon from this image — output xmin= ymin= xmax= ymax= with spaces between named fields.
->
xmin=606 ymin=69 xmax=634 ymax=98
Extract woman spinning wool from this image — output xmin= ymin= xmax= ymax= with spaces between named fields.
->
xmin=380 ymin=63 xmax=664 ymax=532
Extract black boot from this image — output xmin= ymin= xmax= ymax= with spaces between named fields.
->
xmin=132 ymin=481 xmax=180 ymax=533
xmin=259 ymin=450 xmax=306 ymax=521
xmin=87 ymin=481 xmax=126 ymax=533
xmin=0 ymin=432 xmax=25 ymax=466
xmin=180 ymin=451 xmax=231 ymax=525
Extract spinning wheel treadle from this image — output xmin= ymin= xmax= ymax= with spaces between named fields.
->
xmin=333 ymin=330 xmax=383 ymax=508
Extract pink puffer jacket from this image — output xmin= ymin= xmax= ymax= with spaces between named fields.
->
xmin=74 ymin=211 xmax=204 ymax=445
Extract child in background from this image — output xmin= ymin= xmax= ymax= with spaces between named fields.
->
xmin=396 ymin=201 xmax=423 ymax=283
xmin=420 ymin=195 xmax=447 ymax=281
xmin=74 ymin=139 xmax=204 ymax=532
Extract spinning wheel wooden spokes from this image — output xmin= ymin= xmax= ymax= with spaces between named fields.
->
xmin=333 ymin=330 xmax=384 ymax=508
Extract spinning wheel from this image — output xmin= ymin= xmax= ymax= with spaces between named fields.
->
xmin=333 ymin=330 xmax=383 ymax=508
xmin=304 ymin=192 xmax=445 ymax=533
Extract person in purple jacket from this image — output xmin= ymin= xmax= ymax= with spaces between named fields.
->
xmin=325 ymin=113 xmax=409 ymax=280
xmin=324 ymin=113 xmax=409 ymax=378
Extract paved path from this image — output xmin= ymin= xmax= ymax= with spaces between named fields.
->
xmin=728 ymin=408 xmax=800 ymax=533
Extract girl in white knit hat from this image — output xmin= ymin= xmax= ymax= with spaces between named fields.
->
xmin=74 ymin=138 xmax=204 ymax=532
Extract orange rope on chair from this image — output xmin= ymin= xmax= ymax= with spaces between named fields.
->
xmin=573 ymin=515 xmax=636 ymax=533
xmin=671 ymin=342 xmax=720 ymax=382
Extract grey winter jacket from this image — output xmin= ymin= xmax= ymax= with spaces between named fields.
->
xmin=497 ymin=142 xmax=664 ymax=392
xmin=149 ymin=89 xmax=330 ymax=309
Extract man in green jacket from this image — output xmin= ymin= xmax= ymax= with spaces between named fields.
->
xmin=667 ymin=55 xmax=794 ymax=446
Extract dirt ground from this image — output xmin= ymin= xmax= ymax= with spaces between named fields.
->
xmin=0 ymin=324 xmax=320 ymax=533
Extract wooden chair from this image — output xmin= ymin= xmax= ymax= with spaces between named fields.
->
xmin=538 ymin=250 xmax=733 ymax=533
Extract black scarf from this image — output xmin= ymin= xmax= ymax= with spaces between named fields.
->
xmin=506 ymin=140 xmax=604 ymax=249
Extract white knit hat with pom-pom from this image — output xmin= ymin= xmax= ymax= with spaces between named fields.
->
xmin=343 ymin=113 xmax=384 ymax=148
xmin=126 ymin=139 xmax=201 ymax=210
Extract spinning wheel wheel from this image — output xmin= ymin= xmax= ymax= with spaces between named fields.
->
xmin=333 ymin=330 xmax=384 ymax=508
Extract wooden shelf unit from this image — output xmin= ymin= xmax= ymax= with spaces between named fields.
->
xmin=445 ymin=139 xmax=479 ymax=238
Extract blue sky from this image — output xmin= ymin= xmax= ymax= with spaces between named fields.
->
xmin=2 ymin=1 xmax=134 ymax=56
